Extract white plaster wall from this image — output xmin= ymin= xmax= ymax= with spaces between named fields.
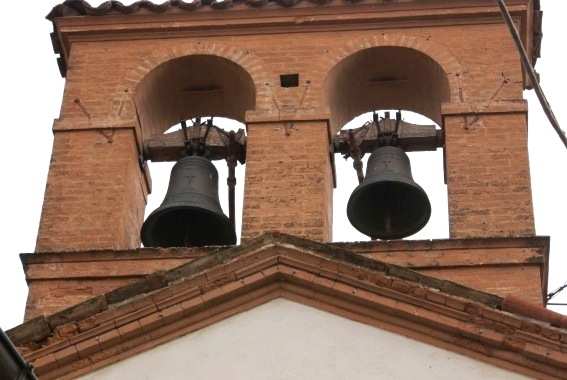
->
xmin=80 ymin=299 xmax=531 ymax=379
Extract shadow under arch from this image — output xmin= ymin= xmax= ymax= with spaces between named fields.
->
xmin=324 ymin=46 xmax=450 ymax=134
xmin=134 ymin=54 xmax=256 ymax=139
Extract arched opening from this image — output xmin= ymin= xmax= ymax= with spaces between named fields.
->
xmin=135 ymin=55 xmax=255 ymax=246
xmin=324 ymin=46 xmax=450 ymax=241
xmin=325 ymin=46 xmax=449 ymax=134
xmin=134 ymin=54 xmax=256 ymax=138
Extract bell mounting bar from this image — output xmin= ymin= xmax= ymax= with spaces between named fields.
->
xmin=143 ymin=119 xmax=247 ymax=164
xmin=334 ymin=112 xmax=444 ymax=158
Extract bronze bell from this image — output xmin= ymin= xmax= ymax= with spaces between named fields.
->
xmin=141 ymin=156 xmax=236 ymax=247
xmin=347 ymin=146 xmax=431 ymax=240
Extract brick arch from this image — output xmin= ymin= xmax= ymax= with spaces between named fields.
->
xmin=114 ymin=42 xmax=271 ymax=137
xmin=322 ymin=34 xmax=464 ymax=133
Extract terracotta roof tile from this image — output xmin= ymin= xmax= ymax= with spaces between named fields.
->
xmin=503 ymin=295 xmax=567 ymax=329
xmin=47 ymin=0 xmax=543 ymax=21
xmin=46 ymin=0 xmax=334 ymax=20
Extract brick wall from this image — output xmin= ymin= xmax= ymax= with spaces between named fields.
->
xmin=35 ymin=128 xmax=148 ymax=252
xmin=39 ymin=20 xmax=533 ymax=246
xmin=27 ymin=2 xmax=542 ymax=318
xmin=24 ymin=235 xmax=548 ymax=320
xmin=22 ymin=247 xmax=208 ymax=320
xmin=444 ymin=110 xmax=535 ymax=237
xmin=242 ymin=121 xmax=333 ymax=242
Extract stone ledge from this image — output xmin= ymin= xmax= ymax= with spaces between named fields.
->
xmin=442 ymin=100 xmax=529 ymax=115
xmin=8 ymin=232 xmax=566 ymax=380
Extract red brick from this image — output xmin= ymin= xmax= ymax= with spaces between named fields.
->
xmin=57 ymin=323 xmax=79 ymax=339
xmin=242 ymin=121 xmax=332 ymax=242
xmin=160 ymin=304 xmax=185 ymax=325
xmin=391 ymin=280 xmax=412 ymax=294
xmin=97 ymin=329 xmax=121 ymax=350
xmin=32 ymin=353 xmax=59 ymax=376
xmin=139 ymin=312 xmax=164 ymax=333
xmin=180 ymin=297 xmax=205 ymax=314
xmin=54 ymin=345 xmax=79 ymax=367
xmin=117 ymin=321 xmax=142 ymax=341
xmin=22 ymin=7 xmax=552 ymax=380
xmin=36 ymin=129 xmax=147 ymax=253
xmin=76 ymin=338 xmax=101 ymax=358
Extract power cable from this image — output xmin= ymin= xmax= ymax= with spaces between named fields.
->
xmin=547 ymin=280 xmax=567 ymax=302
xmin=497 ymin=0 xmax=567 ymax=309
xmin=495 ymin=0 xmax=567 ymax=149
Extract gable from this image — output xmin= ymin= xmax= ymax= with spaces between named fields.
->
xmin=10 ymin=233 xmax=567 ymax=379
xmin=78 ymin=298 xmax=530 ymax=380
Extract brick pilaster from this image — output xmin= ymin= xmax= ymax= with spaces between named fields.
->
xmin=443 ymin=104 xmax=535 ymax=238
xmin=242 ymin=120 xmax=333 ymax=242
xmin=35 ymin=128 xmax=149 ymax=252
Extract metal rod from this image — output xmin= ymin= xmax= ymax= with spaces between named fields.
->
xmin=395 ymin=110 xmax=401 ymax=135
xmin=348 ymin=130 xmax=365 ymax=184
xmin=227 ymin=131 xmax=237 ymax=226
xmin=203 ymin=118 xmax=213 ymax=143
xmin=547 ymin=281 xmax=567 ymax=301
xmin=495 ymin=0 xmax=567 ymax=149
xmin=180 ymin=120 xmax=191 ymax=155
xmin=227 ymin=158 xmax=236 ymax=226
xmin=181 ymin=120 xmax=189 ymax=141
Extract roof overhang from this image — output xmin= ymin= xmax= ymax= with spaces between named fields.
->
xmin=8 ymin=233 xmax=567 ymax=379
xmin=46 ymin=0 xmax=541 ymax=79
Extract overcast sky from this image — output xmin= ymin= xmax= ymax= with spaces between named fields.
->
xmin=1 ymin=1 xmax=565 ymax=331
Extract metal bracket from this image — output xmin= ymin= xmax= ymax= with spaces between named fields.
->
xmin=144 ymin=119 xmax=247 ymax=164
xmin=334 ymin=111 xmax=443 ymax=159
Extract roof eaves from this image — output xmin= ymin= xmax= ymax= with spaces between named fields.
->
xmin=4 ymin=232 xmax=514 ymax=347
xmin=7 ymin=232 xmax=567 ymax=378
xmin=45 ymin=0 xmax=543 ymax=78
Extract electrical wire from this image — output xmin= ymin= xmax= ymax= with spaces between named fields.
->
xmin=497 ymin=0 xmax=567 ymax=308
xmin=547 ymin=280 xmax=567 ymax=301
xmin=495 ymin=0 xmax=567 ymax=149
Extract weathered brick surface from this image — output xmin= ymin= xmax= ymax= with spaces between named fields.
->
xmin=242 ymin=121 xmax=333 ymax=242
xmin=38 ymin=20 xmax=533 ymax=247
xmin=419 ymin=266 xmax=543 ymax=305
xmin=444 ymin=112 xmax=535 ymax=237
xmin=35 ymin=129 xmax=148 ymax=252
xmin=29 ymin=3 xmax=541 ymax=319
xmin=25 ymin=279 xmax=138 ymax=321
xmin=15 ymin=233 xmax=565 ymax=380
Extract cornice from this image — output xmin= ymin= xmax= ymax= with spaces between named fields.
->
xmin=45 ymin=0 xmax=540 ymax=78
xmin=8 ymin=233 xmax=566 ymax=379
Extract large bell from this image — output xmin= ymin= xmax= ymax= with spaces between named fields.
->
xmin=141 ymin=156 xmax=236 ymax=247
xmin=347 ymin=146 xmax=431 ymax=240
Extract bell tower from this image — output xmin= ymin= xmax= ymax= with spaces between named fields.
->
xmin=24 ymin=0 xmax=547 ymax=320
